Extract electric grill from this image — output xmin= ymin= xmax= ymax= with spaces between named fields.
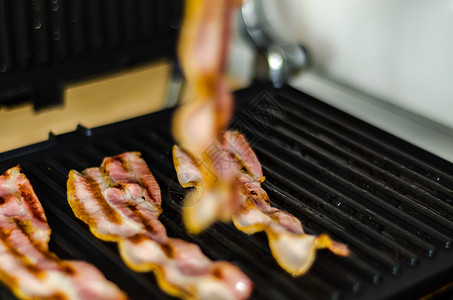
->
xmin=1 ymin=85 xmax=453 ymax=299
xmin=0 ymin=0 xmax=181 ymax=109
xmin=2 ymin=1 xmax=453 ymax=300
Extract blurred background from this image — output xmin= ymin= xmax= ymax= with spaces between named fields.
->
xmin=232 ymin=0 xmax=453 ymax=162
xmin=259 ymin=0 xmax=453 ymax=128
xmin=1 ymin=0 xmax=453 ymax=160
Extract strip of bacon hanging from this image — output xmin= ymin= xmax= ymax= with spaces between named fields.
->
xmin=0 ymin=166 xmax=126 ymax=300
xmin=67 ymin=152 xmax=252 ymax=300
xmin=174 ymin=0 xmax=241 ymax=154
xmin=172 ymin=0 xmax=244 ymax=231
xmin=173 ymin=131 xmax=350 ymax=276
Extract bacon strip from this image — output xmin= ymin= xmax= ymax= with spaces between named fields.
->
xmin=67 ymin=152 xmax=252 ymax=299
xmin=0 ymin=166 xmax=126 ymax=300
xmin=173 ymin=131 xmax=350 ymax=276
xmin=175 ymin=0 xmax=239 ymax=149
xmin=172 ymin=0 xmax=245 ymax=239
xmin=173 ymin=0 xmax=242 ymax=189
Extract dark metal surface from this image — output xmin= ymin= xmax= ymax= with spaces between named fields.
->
xmin=0 ymin=0 xmax=182 ymax=109
xmin=1 ymin=85 xmax=453 ymax=299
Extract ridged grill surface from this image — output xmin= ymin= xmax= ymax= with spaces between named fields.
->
xmin=1 ymin=85 xmax=453 ymax=299
xmin=0 ymin=0 xmax=182 ymax=108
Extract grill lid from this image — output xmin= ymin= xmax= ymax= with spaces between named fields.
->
xmin=0 ymin=0 xmax=182 ymax=109
xmin=1 ymin=85 xmax=453 ymax=299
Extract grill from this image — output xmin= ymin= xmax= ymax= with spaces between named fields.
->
xmin=1 ymin=85 xmax=453 ymax=299
xmin=0 ymin=0 xmax=182 ymax=109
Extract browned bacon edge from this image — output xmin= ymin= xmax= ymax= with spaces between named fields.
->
xmin=0 ymin=166 xmax=126 ymax=300
xmin=173 ymin=131 xmax=350 ymax=276
xmin=67 ymin=152 xmax=252 ymax=300
xmin=173 ymin=0 xmax=241 ymax=160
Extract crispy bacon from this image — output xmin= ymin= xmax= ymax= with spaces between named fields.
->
xmin=175 ymin=0 xmax=240 ymax=154
xmin=173 ymin=131 xmax=350 ymax=276
xmin=172 ymin=1 xmax=243 ymax=209
xmin=67 ymin=152 xmax=252 ymax=299
xmin=0 ymin=166 xmax=126 ymax=300
xmin=172 ymin=0 xmax=245 ymax=238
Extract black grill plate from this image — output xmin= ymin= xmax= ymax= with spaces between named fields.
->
xmin=1 ymin=85 xmax=453 ymax=299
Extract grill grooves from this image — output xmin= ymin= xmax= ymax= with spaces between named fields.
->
xmin=273 ymin=122 xmax=453 ymax=222
xmin=261 ymin=164 xmax=406 ymax=274
xmin=1 ymin=85 xmax=453 ymax=299
xmin=258 ymin=134 xmax=449 ymax=251
xmin=0 ymin=0 xmax=182 ymax=108
xmin=242 ymin=118 xmax=453 ymax=243
xmin=275 ymin=103 xmax=453 ymax=206
xmin=276 ymin=94 xmax=453 ymax=188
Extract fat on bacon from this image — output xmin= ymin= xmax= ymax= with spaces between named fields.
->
xmin=0 ymin=166 xmax=126 ymax=300
xmin=173 ymin=131 xmax=350 ymax=276
xmin=172 ymin=0 xmax=244 ymax=232
xmin=67 ymin=152 xmax=252 ymax=300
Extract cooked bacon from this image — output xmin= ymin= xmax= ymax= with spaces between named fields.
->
xmin=173 ymin=143 xmax=240 ymax=234
xmin=67 ymin=152 xmax=252 ymax=299
xmin=175 ymin=0 xmax=240 ymax=155
xmin=0 ymin=166 xmax=126 ymax=300
xmin=172 ymin=1 xmax=243 ymax=203
xmin=173 ymin=131 xmax=350 ymax=276
xmin=172 ymin=0 xmax=245 ymax=237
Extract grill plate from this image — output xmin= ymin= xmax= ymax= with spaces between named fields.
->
xmin=1 ymin=85 xmax=453 ymax=299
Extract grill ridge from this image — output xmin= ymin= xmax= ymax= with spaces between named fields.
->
xmin=262 ymin=164 xmax=407 ymax=273
xmin=274 ymin=107 xmax=453 ymax=202
xmin=277 ymin=93 xmax=453 ymax=189
xmin=254 ymin=139 xmax=442 ymax=257
xmin=266 ymin=182 xmax=382 ymax=284
xmin=274 ymin=120 xmax=453 ymax=216
xmin=258 ymin=122 xmax=453 ymax=243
